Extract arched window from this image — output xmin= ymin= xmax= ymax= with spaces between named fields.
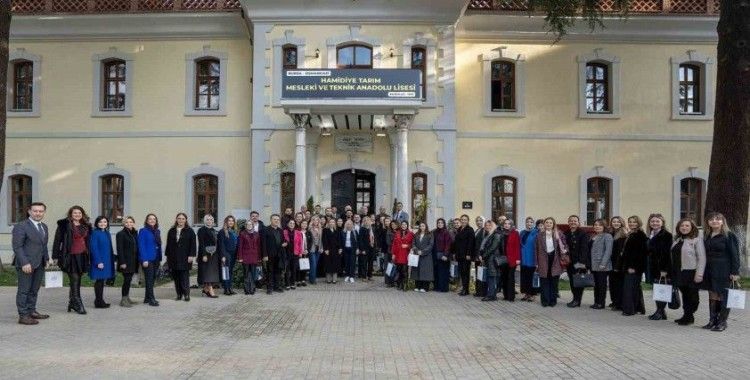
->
xmin=680 ymin=178 xmax=704 ymax=225
xmin=491 ymin=60 xmax=515 ymax=111
xmin=587 ymin=177 xmax=611 ymax=222
xmin=9 ymin=175 xmax=32 ymax=224
xmin=585 ymin=62 xmax=609 ymax=113
xmin=193 ymin=174 xmax=218 ymax=224
xmin=282 ymin=44 xmax=298 ymax=70
xmin=337 ymin=44 xmax=372 ymax=69
xmin=411 ymin=172 xmax=427 ymax=225
xmin=411 ymin=46 xmax=426 ymax=101
xmin=491 ymin=176 xmax=516 ymax=223
xmin=12 ymin=60 xmax=34 ymax=111
xmin=280 ymin=172 xmax=296 ymax=213
xmin=195 ymin=58 xmax=220 ymax=110
xmin=100 ymin=174 xmax=124 ymax=225
xmin=679 ymin=64 xmax=701 ymax=114
xmin=102 ymin=59 xmax=126 ymax=111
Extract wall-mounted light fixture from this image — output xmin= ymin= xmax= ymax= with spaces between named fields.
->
xmin=306 ymin=48 xmax=320 ymax=59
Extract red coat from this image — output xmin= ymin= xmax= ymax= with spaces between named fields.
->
xmin=237 ymin=229 xmax=261 ymax=265
xmin=391 ymin=230 xmax=414 ymax=265
xmin=505 ymin=230 xmax=521 ymax=268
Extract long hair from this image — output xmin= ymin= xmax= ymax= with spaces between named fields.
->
xmin=674 ymin=218 xmax=699 ymax=240
xmin=223 ymin=215 xmax=236 ymax=237
xmin=144 ymin=213 xmax=159 ymax=230
xmin=609 ymin=216 xmax=628 ymax=240
xmin=66 ymin=205 xmax=90 ymax=226
xmin=123 ymin=216 xmax=137 ymax=232
xmin=646 ymin=213 xmax=667 ymax=234
xmin=172 ymin=212 xmax=190 ymax=229
xmin=93 ymin=216 xmax=109 ymax=231
xmin=705 ymin=212 xmax=731 ymax=236
xmin=627 ymin=215 xmax=644 ymax=233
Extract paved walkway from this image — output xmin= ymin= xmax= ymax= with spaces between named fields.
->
xmin=0 ymin=280 xmax=747 ymax=379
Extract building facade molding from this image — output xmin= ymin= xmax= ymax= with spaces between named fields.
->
xmin=671 ymin=167 xmax=708 ymax=226
xmin=184 ymin=45 xmax=229 ymax=116
xmin=325 ymin=25 xmax=382 ymax=69
xmin=480 ymin=46 xmax=527 ymax=118
xmin=7 ymin=48 xmax=42 ymax=118
xmin=577 ymin=48 xmax=621 ymax=119
xmin=409 ymin=163 xmax=437 ymax=223
xmin=272 ymin=30 xmax=307 ymax=106
xmin=318 ymin=160 xmax=388 ymax=212
xmin=91 ymin=163 xmax=132 ymax=226
xmin=401 ymin=32 xmax=439 ymax=108
xmin=185 ymin=164 xmax=226 ymax=225
xmin=670 ymin=50 xmax=715 ymax=121
xmin=579 ymin=166 xmax=621 ymax=226
xmin=482 ymin=165 xmax=526 ymax=227
xmin=91 ymin=47 xmax=134 ymax=117
xmin=0 ymin=164 xmax=41 ymax=233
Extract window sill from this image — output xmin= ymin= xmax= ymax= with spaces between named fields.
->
xmin=578 ymin=112 xmax=620 ymax=120
xmin=184 ymin=109 xmax=227 ymax=117
xmin=92 ymin=110 xmax=132 ymax=118
xmin=671 ymin=113 xmax=712 ymax=121
xmin=484 ymin=109 xmax=525 ymax=118
xmin=8 ymin=110 xmax=40 ymax=118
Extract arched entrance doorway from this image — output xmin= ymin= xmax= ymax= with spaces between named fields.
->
xmin=331 ymin=169 xmax=376 ymax=215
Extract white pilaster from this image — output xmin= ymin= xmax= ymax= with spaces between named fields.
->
xmin=388 ymin=132 xmax=398 ymax=209
xmin=294 ymin=126 xmax=307 ymax=211
xmin=394 ymin=115 xmax=414 ymax=221
xmin=306 ymin=132 xmax=320 ymax=204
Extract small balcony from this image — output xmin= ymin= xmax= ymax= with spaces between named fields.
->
xmin=467 ymin=0 xmax=720 ymax=15
xmin=10 ymin=0 xmax=242 ymax=14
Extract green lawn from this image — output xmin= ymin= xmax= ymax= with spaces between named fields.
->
xmin=0 ymin=266 xmax=181 ymax=287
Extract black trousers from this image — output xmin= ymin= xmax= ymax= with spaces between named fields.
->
xmin=121 ymin=273 xmax=134 ymax=297
xmin=500 ymin=264 xmax=516 ymax=301
xmin=567 ymin=267 xmax=584 ymax=302
xmin=143 ymin=262 xmax=156 ymax=302
xmin=366 ymin=250 xmax=375 ymax=278
xmin=520 ymin=265 xmax=537 ymax=295
xmin=609 ymin=270 xmax=623 ymax=308
xmin=171 ymin=269 xmax=190 ymax=297
xmin=621 ymin=272 xmax=645 ymax=315
xmin=357 ymin=252 xmax=368 ymax=278
xmin=243 ymin=264 xmax=258 ymax=293
xmin=679 ymin=286 xmax=700 ymax=316
xmin=396 ymin=264 xmax=407 ymax=289
xmin=593 ymin=271 xmax=609 ymax=306
xmin=474 ymin=261 xmax=486 ymax=296
xmin=458 ymin=259 xmax=471 ymax=292
xmin=16 ymin=265 xmax=44 ymax=317
xmin=94 ymin=280 xmax=106 ymax=302
xmin=266 ymin=256 xmax=282 ymax=291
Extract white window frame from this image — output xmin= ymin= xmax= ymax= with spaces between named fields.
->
xmin=92 ymin=47 xmax=134 ymax=117
xmin=483 ymin=165 xmax=526 ymax=227
xmin=670 ymin=50 xmax=714 ymax=121
xmin=186 ymin=164 xmax=226 ymax=226
xmin=325 ymin=25 xmax=381 ymax=69
xmin=0 ymin=164 xmax=40 ymax=233
xmin=91 ymin=163 xmax=131 ymax=227
xmin=672 ymin=167 xmax=708 ymax=227
xmin=272 ymin=30 xmax=306 ymax=107
xmin=7 ymin=48 xmax=42 ymax=118
xmin=577 ymin=48 xmax=621 ymax=119
xmin=481 ymin=47 xmax=526 ymax=118
xmin=579 ymin=166 xmax=621 ymax=226
xmin=185 ymin=45 xmax=228 ymax=116
xmin=402 ymin=32 xmax=438 ymax=108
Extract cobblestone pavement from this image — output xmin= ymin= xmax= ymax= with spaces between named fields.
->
xmin=0 ymin=280 xmax=748 ymax=380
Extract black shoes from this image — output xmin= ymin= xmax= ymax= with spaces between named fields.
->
xmin=94 ymin=300 xmax=111 ymax=309
xmin=147 ymin=300 xmax=160 ymax=307
xmin=175 ymin=295 xmax=183 ymax=301
xmin=590 ymin=304 xmax=604 ymax=310
xmin=712 ymin=309 xmax=729 ymax=332
xmin=68 ymin=298 xmax=87 ymax=314
xmin=567 ymin=300 xmax=581 ymax=308
xmin=184 ymin=295 xmax=190 ymax=302
xmin=675 ymin=315 xmax=694 ymax=326
xmin=648 ymin=310 xmax=667 ymax=320
xmin=481 ymin=296 xmax=497 ymax=302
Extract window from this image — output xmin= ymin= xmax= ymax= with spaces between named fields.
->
xmin=411 ymin=172 xmax=427 ymax=225
xmin=586 ymin=177 xmax=611 ymax=223
xmin=12 ymin=61 xmax=33 ymax=111
xmin=491 ymin=176 xmax=516 ymax=224
xmin=280 ymin=172 xmax=295 ymax=213
xmin=585 ymin=63 xmax=609 ymax=113
xmin=411 ymin=46 xmax=426 ymax=101
xmin=100 ymin=174 xmax=124 ymax=225
xmin=679 ymin=64 xmax=701 ymax=114
xmin=9 ymin=175 xmax=32 ymax=224
xmin=193 ymin=174 xmax=218 ymax=224
xmin=491 ymin=61 xmax=515 ymax=111
xmin=283 ymin=45 xmax=298 ymax=70
xmin=195 ymin=58 xmax=220 ymax=110
xmin=102 ymin=59 xmax=126 ymax=111
xmin=680 ymin=178 xmax=704 ymax=225
xmin=337 ymin=44 xmax=372 ymax=69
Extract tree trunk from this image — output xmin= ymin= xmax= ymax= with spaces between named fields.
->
xmin=706 ymin=0 xmax=750 ymax=275
xmin=0 ymin=2 xmax=10 ymax=273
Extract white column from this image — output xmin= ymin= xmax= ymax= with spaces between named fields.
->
xmin=394 ymin=114 xmax=413 ymax=221
xmin=291 ymin=114 xmax=310 ymax=211
xmin=389 ymin=134 xmax=398 ymax=210
xmin=305 ymin=133 xmax=319 ymax=205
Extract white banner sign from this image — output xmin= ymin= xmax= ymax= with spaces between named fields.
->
xmin=335 ymin=134 xmax=373 ymax=153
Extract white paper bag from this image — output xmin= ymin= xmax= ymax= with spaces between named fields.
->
xmin=298 ymin=258 xmax=310 ymax=270
xmin=477 ymin=266 xmax=487 ymax=282
xmin=386 ymin=262 xmax=396 ymax=277
xmin=652 ymin=283 xmax=673 ymax=302
xmin=727 ymin=288 xmax=746 ymax=310
xmin=408 ymin=253 xmax=420 ymax=267
xmin=255 ymin=266 xmax=263 ymax=281
xmin=45 ymin=271 xmax=63 ymax=288
xmin=450 ymin=262 xmax=459 ymax=278
xmin=221 ymin=266 xmax=230 ymax=281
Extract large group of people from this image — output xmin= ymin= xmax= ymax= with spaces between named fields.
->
xmin=11 ymin=201 xmax=742 ymax=333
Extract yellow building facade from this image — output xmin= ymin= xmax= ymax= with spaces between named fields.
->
xmin=4 ymin=0 xmax=743 ymax=268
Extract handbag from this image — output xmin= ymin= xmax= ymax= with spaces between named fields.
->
xmin=652 ymin=278 xmax=673 ymax=303
xmin=532 ymin=272 xmax=540 ymax=289
xmin=386 ymin=262 xmax=396 ymax=278
xmin=572 ymin=272 xmax=594 ymax=288
xmin=493 ymin=255 xmax=508 ymax=268
xmin=221 ymin=265 xmax=230 ymax=281
xmin=727 ymin=281 xmax=746 ymax=310
xmin=298 ymin=257 xmax=310 ymax=270
xmin=44 ymin=270 xmax=63 ymax=288
xmin=407 ymin=253 xmax=420 ymax=267
xmin=450 ymin=261 xmax=459 ymax=278
xmin=668 ymin=286 xmax=681 ymax=310
xmin=476 ymin=266 xmax=487 ymax=282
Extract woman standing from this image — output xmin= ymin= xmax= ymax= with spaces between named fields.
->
xmin=411 ymin=222 xmax=434 ymax=292
xmin=220 ymin=216 xmax=239 ymax=295
xmin=89 ymin=216 xmax=114 ymax=309
xmin=534 ymin=217 xmax=567 ymax=307
xmin=282 ymin=219 xmax=297 ymax=290
xmin=197 ymin=215 xmax=220 ymax=298
xmin=137 ymin=214 xmax=161 ymax=306
xmin=116 ymin=216 xmax=139 ymax=307
xmin=340 ymin=220 xmax=359 ymax=283
xmin=608 ymin=216 xmax=628 ymax=311
xmin=322 ymin=218 xmax=341 ymax=284
xmin=646 ymin=213 xmax=673 ymax=321
xmin=165 ymin=213 xmax=196 ymax=302
xmin=519 ymin=218 xmax=540 ymax=302
xmin=500 ymin=219 xmax=520 ymax=302
xmin=670 ymin=219 xmax=706 ymax=326
xmin=391 ymin=221 xmax=414 ymax=291
xmin=384 ymin=219 xmax=399 ymax=287
xmin=308 ymin=217 xmax=323 ymax=285
xmin=702 ymin=212 xmax=741 ymax=332
xmin=620 ymin=216 xmax=648 ymax=316
xmin=479 ymin=220 xmax=503 ymax=301
xmin=433 ymin=218 xmax=453 ymax=293
xmin=237 ymin=219 xmax=262 ymax=295
xmin=52 ymin=206 xmax=92 ymax=315
xmin=589 ymin=219 xmax=613 ymax=310
xmin=295 ymin=219 xmax=310 ymax=287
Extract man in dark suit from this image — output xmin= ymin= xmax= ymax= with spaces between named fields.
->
xmin=263 ymin=214 xmax=284 ymax=294
xmin=12 ymin=202 xmax=51 ymax=325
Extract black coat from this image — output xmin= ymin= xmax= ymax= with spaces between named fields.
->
xmin=263 ymin=226 xmax=284 ymax=259
xmin=165 ymin=226 xmax=196 ymax=271
xmin=340 ymin=229 xmax=359 ymax=250
xmin=611 ymin=235 xmax=627 ymax=272
xmin=564 ymin=229 xmax=591 ymax=268
xmin=357 ymin=227 xmax=373 ymax=253
xmin=452 ymin=225 xmax=475 ymax=262
xmin=647 ymin=229 xmax=673 ymax=282
xmin=322 ymin=228 xmax=341 ymax=273
xmin=474 ymin=228 xmax=487 ymax=261
xmin=703 ymin=232 xmax=741 ymax=293
xmin=621 ymin=230 xmax=648 ymax=274
xmin=52 ymin=218 xmax=92 ymax=273
xmin=116 ymin=228 xmax=139 ymax=274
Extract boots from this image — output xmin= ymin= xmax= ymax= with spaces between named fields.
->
xmin=712 ymin=307 xmax=729 ymax=332
xmin=68 ymin=275 xmax=87 ymax=315
xmin=702 ymin=300 xmax=719 ymax=329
